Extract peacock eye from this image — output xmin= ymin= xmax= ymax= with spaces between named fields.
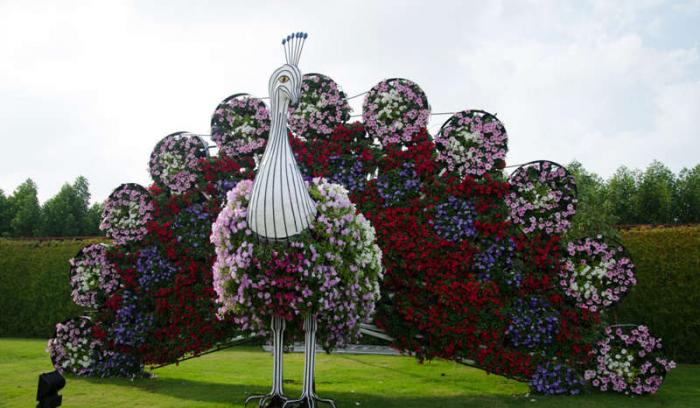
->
xmin=279 ymin=75 xmax=290 ymax=83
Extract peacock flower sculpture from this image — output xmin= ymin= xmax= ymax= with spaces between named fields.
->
xmin=47 ymin=30 xmax=676 ymax=403
xmin=211 ymin=32 xmax=383 ymax=408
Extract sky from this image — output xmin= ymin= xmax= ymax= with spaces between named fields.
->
xmin=1 ymin=0 xmax=699 ymax=203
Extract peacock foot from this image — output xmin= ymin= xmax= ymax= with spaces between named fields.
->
xmin=245 ymin=392 xmax=289 ymax=408
xmin=282 ymin=394 xmax=336 ymax=408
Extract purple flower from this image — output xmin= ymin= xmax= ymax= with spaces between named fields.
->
xmin=430 ymin=195 xmax=477 ymax=242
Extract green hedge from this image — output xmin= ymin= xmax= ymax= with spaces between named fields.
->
xmin=616 ymin=225 xmax=700 ymax=363
xmin=0 ymin=238 xmax=104 ymax=338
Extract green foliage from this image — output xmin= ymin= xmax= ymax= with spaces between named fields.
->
xmin=85 ymin=202 xmax=104 ymax=235
xmin=0 ymin=189 xmax=10 ymax=237
xmin=675 ymin=165 xmax=700 ymax=223
xmin=607 ymin=166 xmax=642 ymax=225
xmin=616 ymin=225 xmax=700 ymax=363
xmin=7 ymin=179 xmax=41 ymax=237
xmin=0 ymin=237 xmax=104 ymax=337
xmin=637 ymin=161 xmax=676 ymax=224
xmin=565 ymin=161 xmax=619 ymax=241
xmin=0 ymin=176 xmax=104 ymax=238
xmin=40 ymin=176 xmax=94 ymax=236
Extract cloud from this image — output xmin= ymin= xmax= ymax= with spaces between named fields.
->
xmin=0 ymin=0 xmax=698 ymax=202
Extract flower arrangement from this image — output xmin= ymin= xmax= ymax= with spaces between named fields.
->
xmin=288 ymin=73 xmax=351 ymax=139
xmin=530 ymin=361 xmax=585 ymax=395
xmin=69 ymin=244 xmax=120 ymax=308
xmin=211 ymin=94 xmax=270 ymax=158
xmin=506 ymin=296 xmax=560 ymax=349
xmin=47 ymin=317 xmax=100 ymax=375
xmin=585 ymin=325 xmax=675 ymax=395
xmin=100 ymin=183 xmax=154 ymax=245
xmin=506 ymin=160 xmax=577 ymax=235
xmin=113 ymin=290 xmax=154 ymax=348
xmin=435 ymin=110 xmax=508 ymax=177
xmin=211 ymin=177 xmax=383 ymax=349
xmin=136 ymin=246 xmax=178 ymax=292
xmin=148 ymin=132 xmax=208 ymax=194
xmin=560 ymin=237 xmax=636 ymax=312
xmin=291 ymin=122 xmax=378 ymax=197
xmin=362 ymin=78 xmax=430 ymax=147
xmin=430 ymin=195 xmax=477 ymax=242
xmin=377 ymin=162 xmax=422 ymax=206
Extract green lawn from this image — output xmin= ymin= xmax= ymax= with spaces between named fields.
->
xmin=1 ymin=338 xmax=698 ymax=407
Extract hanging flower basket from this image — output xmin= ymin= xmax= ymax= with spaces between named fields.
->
xmin=560 ymin=236 xmax=636 ymax=312
xmin=585 ymin=325 xmax=675 ymax=395
xmin=506 ymin=160 xmax=577 ymax=235
xmin=362 ymin=78 xmax=430 ymax=147
xmin=435 ymin=110 xmax=508 ymax=178
xmin=211 ymin=94 xmax=270 ymax=158
xmin=288 ymin=73 xmax=351 ymax=140
xmin=100 ymin=183 xmax=154 ymax=245
xmin=148 ymin=131 xmax=209 ymax=194
xmin=69 ymin=243 xmax=120 ymax=308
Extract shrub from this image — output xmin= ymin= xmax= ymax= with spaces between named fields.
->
xmin=616 ymin=225 xmax=700 ymax=363
xmin=0 ymin=238 xmax=104 ymax=337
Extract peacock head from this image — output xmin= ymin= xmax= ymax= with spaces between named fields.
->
xmin=269 ymin=64 xmax=302 ymax=107
xmin=268 ymin=32 xmax=308 ymax=107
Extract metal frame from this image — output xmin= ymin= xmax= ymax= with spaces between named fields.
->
xmin=245 ymin=316 xmax=289 ymax=407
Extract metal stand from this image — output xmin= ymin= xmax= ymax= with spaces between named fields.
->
xmin=245 ymin=316 xmax=289 ymax=407
xmin=283 ymin=314 xmax=336 ymax=408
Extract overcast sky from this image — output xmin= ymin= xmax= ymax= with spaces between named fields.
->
xmin=1 ymin=0 xmax=699 ymax=203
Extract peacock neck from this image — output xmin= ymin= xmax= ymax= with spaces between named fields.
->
xmin=268 ymin=92 xmax=290 ymax=150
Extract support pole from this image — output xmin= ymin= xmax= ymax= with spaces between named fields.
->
xmin=245 ymin=315 xmax=288 ymax=407
xmin=283 ymin=314 xmax=336 ymax=408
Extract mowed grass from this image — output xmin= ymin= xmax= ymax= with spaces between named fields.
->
xmin=1 ymin=338 xmax=698 ymax=407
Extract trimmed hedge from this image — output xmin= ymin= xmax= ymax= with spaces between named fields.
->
xmin=616 ymin=225 xmax=700 ymax=363
xmin=0 ymin=238 xmax=104 ymax=338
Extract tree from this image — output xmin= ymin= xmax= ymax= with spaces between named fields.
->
xmin=8 ymin=179 xmax=41 ymax=237
xmin=85 ymin=202 xmax=104 ymax=236
xmin=565 ymin=161 xmax=619 ymax=241
xmin=607 ymin=166 xmax=641 ymax=225
xmin=638 ymin=161 xmax=676 ymax=224
xmin=41 ymin=176 xmax=93 ymax=236
xmin=0 ymin=189 xmax=10 ymax=236
xmin=674 ymin=165 xmax=700 ymax=223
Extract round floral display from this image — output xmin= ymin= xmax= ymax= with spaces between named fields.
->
xmin=585 ymin=325 xmax=675 ymax=395
xmin=362 ymin=78 xmax=430 ymax=147
xmin=211 ymin=94 xmax=270 ymax=157
xmin=100 ymin=183 xmax=154 ymax=245
xmin=69 ymin=244 xmax=120 ymax=308
xmin=560 ymin=237 xmax=636 ymax=312
xmin=211 ymin=178 xmax=383 ymax=349
xmin=148 ymin=132 xmax=208 ymax=194
xmin=47 ymin=317 xmax=100 ymax=375
xmin=288 ymin=73 xmax=351 ymax=139
xmin=435 ymin=110 xmax=508 ymax=178
xmin=506 ymin=160 xmax=577 ymax=235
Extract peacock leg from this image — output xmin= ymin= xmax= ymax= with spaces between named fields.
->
xmin=283 ymin=314 xmax=336 ymax=408
xmin=245 ymin=315 xmax=289 ymax=408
